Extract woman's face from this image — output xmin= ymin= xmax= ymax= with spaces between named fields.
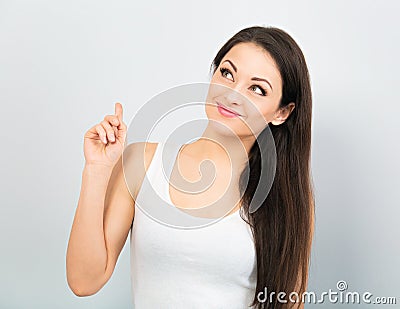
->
xmin=205 ymin=42 xmax=294 ymax=140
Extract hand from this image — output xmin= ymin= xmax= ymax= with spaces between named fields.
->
xmin=83 ymin=102 xmax=127 ymax=167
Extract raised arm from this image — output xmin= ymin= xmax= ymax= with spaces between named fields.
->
xmin=66 ymin=102 xmax=139 ymax=296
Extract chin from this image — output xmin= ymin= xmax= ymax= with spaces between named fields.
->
xmin=210 ymin=119 xmax=236 ymax=134
xmin=205 ymin=106 xmax=252 ymax=138
xmin=208 ymin=120 xmax=252 ymax=142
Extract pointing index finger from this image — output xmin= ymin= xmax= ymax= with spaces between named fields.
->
xmin=115 ymin=102 xmax=123 ymax=122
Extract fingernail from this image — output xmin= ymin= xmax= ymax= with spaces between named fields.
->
xmin=110 ymin=134 xmax=115 ymax=142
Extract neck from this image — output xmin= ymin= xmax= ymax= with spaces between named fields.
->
xmin=183 ymin=123 xmax=255 ymax=170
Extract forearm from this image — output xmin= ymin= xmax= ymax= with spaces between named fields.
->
xmin=66 ymin=163 xmax=113 ymax=294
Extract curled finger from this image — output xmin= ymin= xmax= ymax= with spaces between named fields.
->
xmin=95 ymin=125 xmax=108 ymax=144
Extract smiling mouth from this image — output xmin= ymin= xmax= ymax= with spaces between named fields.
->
xmin=216 ymin=103 xmax=242 ymax=117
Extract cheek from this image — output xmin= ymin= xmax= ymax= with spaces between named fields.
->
xmin=250 ymin=102 xmax=276 ymax=124
xmin=241 ymin=105 xmax=275 ymax=136
xmin=259 ymin=108 xmax=274 ymax=123
xmin=205 ymin=103 xmax=221 ymax=122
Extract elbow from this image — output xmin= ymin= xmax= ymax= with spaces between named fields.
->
xmin=65 ymin=258 xmax=112 ymax=297
xmin=70 ymin=286 xmax=92 ymax=297
xmin=67 ymin=275 xmax=104 ymax=297
xmin=74 ymin=290 xmax=97 ymax=298
xmin=68 ymin=280 xmax=101 ymax=297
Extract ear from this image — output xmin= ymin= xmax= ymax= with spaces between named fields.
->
xmin=270 ymin=102 xmax=295 ymax=125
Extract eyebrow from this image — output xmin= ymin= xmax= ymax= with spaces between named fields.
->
xmin=222 ymin=59 xmax=273 ymax=92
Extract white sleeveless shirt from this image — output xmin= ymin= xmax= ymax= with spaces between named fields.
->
xmin=129 ymin=141 xmax=257 ymax=308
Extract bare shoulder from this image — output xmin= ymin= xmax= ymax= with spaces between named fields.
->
xmin=123 ymin=141 xmax=160 ymax=201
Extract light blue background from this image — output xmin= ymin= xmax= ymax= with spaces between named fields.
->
xmin=0 ymin=0 xmax=399 ymax=308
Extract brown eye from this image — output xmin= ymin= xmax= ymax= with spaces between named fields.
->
xmin=250 ymin=85 xmax=267 ymax=96
xmin=220 ymin=67 xmax=233 ymax=80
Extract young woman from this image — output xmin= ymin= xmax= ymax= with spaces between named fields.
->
xmin=66 ymin=25 xmax=315 ymax=309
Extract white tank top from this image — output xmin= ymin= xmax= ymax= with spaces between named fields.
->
xmin=129 ymin=141 xmax=257 ymax=308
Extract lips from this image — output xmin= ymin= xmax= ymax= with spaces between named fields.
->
xmin=217 ymin=102 xmax=242 ymax=117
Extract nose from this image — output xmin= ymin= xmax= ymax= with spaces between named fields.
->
xmin=223 ymin=84 xmax=246 ymax=106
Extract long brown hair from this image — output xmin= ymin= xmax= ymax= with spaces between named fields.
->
xmin=209 ymin=26 xmax=315 ymax=308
